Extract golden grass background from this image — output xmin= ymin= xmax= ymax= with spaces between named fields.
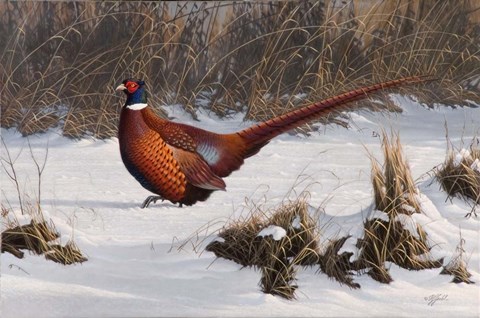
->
xmin=1 ymin=1 xmax=479 ymax=138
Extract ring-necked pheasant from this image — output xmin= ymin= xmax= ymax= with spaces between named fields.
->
xmin=116 ymin=76 xmax=428 ymax=208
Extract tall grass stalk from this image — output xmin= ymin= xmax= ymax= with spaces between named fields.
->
xmin=1 ymin=1 xmax=479 ymax=138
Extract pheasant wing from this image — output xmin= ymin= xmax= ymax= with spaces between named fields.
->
xmin=142 ymin=109 xmax=247 ymax=178
xmin=170 ymin=146 xmax=226 ymax=191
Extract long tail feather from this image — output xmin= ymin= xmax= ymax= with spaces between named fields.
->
xmin=237 ymin=75 xmax=432 ymax=157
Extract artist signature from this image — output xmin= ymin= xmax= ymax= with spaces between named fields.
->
xmin=424 ymin=293 xmax=448 ymax=306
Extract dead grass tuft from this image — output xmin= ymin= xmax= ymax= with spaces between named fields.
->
xmin=206 ymin=194 xmax=361 ymax=297
xmin=440 ymin=235 xmax=474 ymax=284
xmin=354 ymin=218 xmax=443 ymax=283
xmin=206 ymin=197 xmax=320 ymax=268
xmin=371 ymin=131 xmax=420 ymax=215
xmin=318 ymin=236 xmax=360 ymax=289
xmin=436 ymin=137 xmax=480 ymax=217
xmin=1 ymin=138 xmax=87 ymax=265
xmin=1 ymin=203 xmax=59 ymax=258
xmin=206 ymin=196 xmax=319 ymax=299
xmin=259 ymin=242 xmax=299 ymax=300
xmin=1 ymin=203 xmax=87 ymax=265
xmin=45 ymin=240 xmax=88 ymax=265
xmin=355 ymin=131 xmax=443 ymax=283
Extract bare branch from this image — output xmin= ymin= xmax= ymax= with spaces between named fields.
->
xmin=1 ymin=137 xmax=24 ymax=215
xmin=26 ymin=137 xmax=49 ymax=206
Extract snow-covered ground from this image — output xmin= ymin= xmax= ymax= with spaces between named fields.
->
xmin=1 ymin=95 xmax=479 ymax=317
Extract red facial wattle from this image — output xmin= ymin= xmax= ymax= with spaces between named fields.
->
xmin=126 ymin=82 xmax=139 ymax=94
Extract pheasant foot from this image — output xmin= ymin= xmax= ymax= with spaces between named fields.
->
xmin=141 ymin=195 xmax=164 ymax=208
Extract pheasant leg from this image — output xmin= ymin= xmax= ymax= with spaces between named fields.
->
xmin=141 ymin=195 xmax=164 ymax=208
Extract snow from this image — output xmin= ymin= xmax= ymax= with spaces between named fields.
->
xmin=257 ymin=225 xmax=287 ymax=241
xmin=395 ymin=213 xmax=420 ymax=239
xmin=472 ymin=158 xmax=480 ymax=172
xmin=1 ymin=94 xmax=479 ymax=317
xmin=366 ymin=209 xmax=390 ymax=222
xmin=291 ymin=215 xmax=302 ymax=229
xmin=455 ymin=149 xmax=472 ymax=166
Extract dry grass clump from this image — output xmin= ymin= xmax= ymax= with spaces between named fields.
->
xmin=318 ymin=236 xmax=359 ymax=289
xmin=1 ymin=1 xmax=479 ymax=138
xmin=370 ymin=131 xmax=420 ymax=215
xmin=206 ymin=197 xmax=319 ymax=299
xmin=206 ymin=195 xmax=360 ymax=298
xmin=206 ymin=198 xmax=320 ymax=268
xmin=435 ymin=137 xmax=480 ymax=216
xmin=268 ymin=199 xmax=321 ymax=266
xmin=1 ymin=203 xmax=87 ymax=265
xmin=1 ymin=138 xmax=87 ymax=265
xmin=1 ymin=203 xmax=59 ymax=259
xmin=440 ymin=236 xmax=474 ymax=284
xmin=355 ymin=132 xmax=443 ymax=283
xmin=355 ymin=218 xmax=443 ymax=283
xmin=259 ymin=240 xmax=299 ymax=300
xmin=45 ymin=240 xmax=87 ymax=265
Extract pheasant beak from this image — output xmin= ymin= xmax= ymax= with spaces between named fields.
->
xmin=115 ymin=84 xmax=126 ymax=92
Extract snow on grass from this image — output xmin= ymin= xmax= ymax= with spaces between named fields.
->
xmin=366 ymin=209 xmax=390 ymax=222
xmin=291 ymin=215 xmax=302 ymax=229
xmin=1 ymin=95 xmax=479 ymax=317
xmin=471 ymin=158 xmax=480 ymax=172
xmin=257 ymin=225 xmax=287 ymax=241
xmin=454 ymin=149 xmax=473 ymax=166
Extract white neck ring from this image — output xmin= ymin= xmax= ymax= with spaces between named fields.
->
xmin=126 ymin=103 xmax=148 ymax=110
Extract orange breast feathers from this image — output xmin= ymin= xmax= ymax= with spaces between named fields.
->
xmin=128 ymin=130 xmax=188 ymax=202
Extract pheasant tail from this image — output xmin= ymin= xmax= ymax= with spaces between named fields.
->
xmin=237 ymin=76 xmax=430 ymax=157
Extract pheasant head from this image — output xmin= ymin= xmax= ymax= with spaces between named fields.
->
xmin=116 ymin=79 xmax=148 ymax=110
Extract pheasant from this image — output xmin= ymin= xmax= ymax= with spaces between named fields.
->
xmin=116 ymin=76 xmax=428 ymax=208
